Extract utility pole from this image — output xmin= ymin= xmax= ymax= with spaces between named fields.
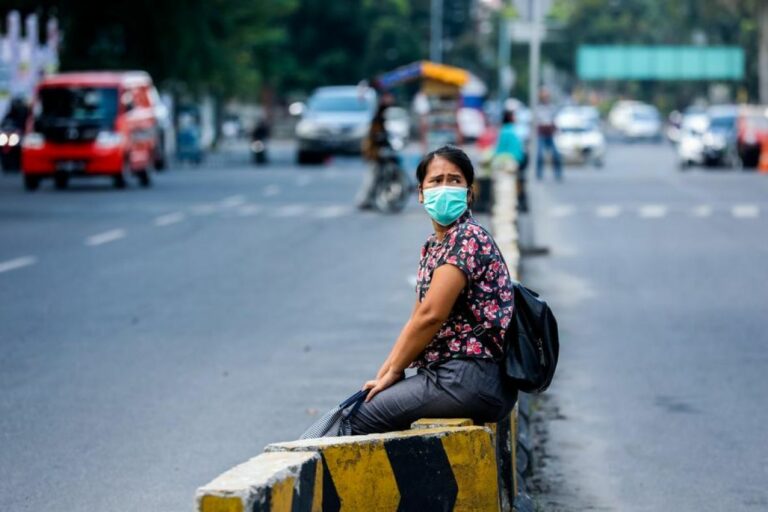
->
xmin=528 ymin=0 xmax=542 ymax=179
xmin=430 ymin=0 xmax=443 ymax=63
xmin=497 ymin=7 xmax=511 ymax=121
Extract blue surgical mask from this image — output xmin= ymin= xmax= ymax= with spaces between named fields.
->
xmin=422 ymin=186 xmax=468 ymax=226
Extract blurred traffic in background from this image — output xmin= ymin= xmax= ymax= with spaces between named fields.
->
xmin=1 ymin=1 xmax=768 ymax=511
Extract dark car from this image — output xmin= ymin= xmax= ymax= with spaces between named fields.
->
xmin=701 ymin=106 xmax=739 ymax=168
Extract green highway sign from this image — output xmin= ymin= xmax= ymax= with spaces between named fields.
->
xmin=577 ymin=45 xmax=744 ymax=81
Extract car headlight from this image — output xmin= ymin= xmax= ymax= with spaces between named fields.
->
xmin=0 ymin=133 xmax=7 ymax=146
xmin=8 ymin=133 xmax=20 ymax=146
xmin=296 ymin=119 xmax=318 ymax=138
xmin=22 ymin=132 xmax=45 ymax=149
xmin=95 ymin=131 xmax=125 ymax=148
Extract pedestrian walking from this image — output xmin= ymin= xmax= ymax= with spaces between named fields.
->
xmin=351 ymin=145 xmax=518 ymax=434
xmin=535 ymin=88 xmax=563 ymax=181
xmin=494 ymin=109 xmax=529 ymax=212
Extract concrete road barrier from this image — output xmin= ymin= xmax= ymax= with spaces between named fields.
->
xmin=266 ymin=426 xmax=499 ymax=512
xmin=196 ymin=451 xmax=322 ymax=512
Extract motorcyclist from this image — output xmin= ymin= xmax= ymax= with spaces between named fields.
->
xmin=357 ymin=92 xmax=396 ymax=210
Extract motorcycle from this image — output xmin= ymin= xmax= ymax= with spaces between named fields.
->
xmin=372 ymin=135 xmax=412 ymax=213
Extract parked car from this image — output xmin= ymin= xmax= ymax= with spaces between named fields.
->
xmin=677 ymin=115 xmax=707 ymax=168
xmin=457 ymin=107 xmax=486 ymax=142
xmin=295 ymin=86 xmax=377 ymax=164
xmin=22 ymin=71 xmax=163 ymax=190
xmin=383 ymin=106 xmax=410 ymax=142
xmin=609 ymin=101 xmax=662 ymax=141
xmin=736 ymin=106 xmax=768 ymax=168
xmin=554 ymin=106 xmax=606 ymax=167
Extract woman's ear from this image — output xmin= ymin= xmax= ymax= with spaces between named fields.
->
xmin=467 ymin=186 xmax=474 ymax=207
xmin=418 ymin=185 xmax=424 ymax=204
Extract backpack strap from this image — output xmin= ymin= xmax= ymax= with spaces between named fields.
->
xmin=454 ymin=296 xmax=505 ymax=360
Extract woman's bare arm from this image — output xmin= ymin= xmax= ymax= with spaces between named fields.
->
xmin=365 ymin=264 xmax=467 ymax=400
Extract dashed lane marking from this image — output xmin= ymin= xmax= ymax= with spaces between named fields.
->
xmin=263 ymin=185 xmax=281 ymax=197
xmin=237 ymin=203 xmax=264 ymax=216
xmin=732 ymin=205 xmax=760 ymax=218
xmin=220 ymin=195 xmax=246 ymax=208
xmin=550 ymin=205 xmax=575 ymax=218
xmin=85 ymin=229 xmax=126 ymax=246
xmin=596 ymin=205 xmax=622 ymax=218
xmin=0 ymin=256 xmax=37 ymax=274
xmin=691 ymin=205 xmax=713 ymax=218
xmin=190 ymin=203 xmax=218 ymax=216
xmin=271 ymin=204 xmax=307 ymax=217
xmin=154 ymin=212 xmax=186 ymax=226
xmin=638 ymin=204 xmax=668 ymax=218
xmin=314 ymin=205 xmax=353 ymax=219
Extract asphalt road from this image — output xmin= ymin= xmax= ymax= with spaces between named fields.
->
xmin=524 ymin=143 xmax=768 ymax=511
xmin=0 ymin=142 xmax=435 ymax=511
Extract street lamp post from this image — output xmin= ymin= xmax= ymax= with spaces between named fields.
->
xmin=430 ymin=0 xmax=443 ymax=63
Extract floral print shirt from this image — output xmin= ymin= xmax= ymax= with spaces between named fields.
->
xmin=412 ymin=210 xmax=515 ymax=368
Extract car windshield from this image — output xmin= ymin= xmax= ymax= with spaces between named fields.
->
xmin=308 ymin=94 xmax=371 ymax=113
xmin=560 ymin=126 xmax=589 ymax=133
xmin=633 ymin=108 xmax=659 ymax=121
xmin=709 ymin=116 xmax=735 ymax=131
xmin=37 ymin=87 xmax=118 ymax=125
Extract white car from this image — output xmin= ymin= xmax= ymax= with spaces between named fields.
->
xmin=609 ymin=101 xmax=662 ymax=141
xmin=676 ymin=112 xmax=710 ymax=168
xmin=555 ymin=107 xmax=606 ymax=167
xmin=457 ymin=107 xmax=486 ymax=141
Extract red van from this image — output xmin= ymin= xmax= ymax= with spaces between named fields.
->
xmin=22 ymin=71 xmax=164 ymax=190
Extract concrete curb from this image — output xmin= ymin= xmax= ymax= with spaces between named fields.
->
xmin=489 ymin=168 xmax=533 ymax=511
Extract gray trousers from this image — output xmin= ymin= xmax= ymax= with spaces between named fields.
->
xmin=351 ymin=358 xmax=518 ymax=435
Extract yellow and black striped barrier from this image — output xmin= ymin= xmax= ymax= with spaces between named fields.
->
xmin=196 ymin=451 xmax=322 ymax=512
xmin=265 ymin=426 xmax=499 ymax=511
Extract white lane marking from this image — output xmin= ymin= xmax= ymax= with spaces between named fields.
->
xmin=85 ymin=229 xmax=126 ymax=246
xmin=550 ymin=205 xmax=575 ymax=218
xmin=691 ymin=205 xmax=713 ymax=218
xmin=407 ymin=275 xmax=418 ymax=287
xmin=296 ymin=176 xmax=312 ymax=187
xmin=220 ymin=195 xmax=246 ymax=208
xmin=272 ymin=204 xmax=307 ymax=217
xmin=190 ymin=203 xmax=217 ymax=216
xmin=314 ymin=205 xmax=353 ymax=219
xmin=639 ymin=204 xmax=668 ymax=218
xmin=237 ymin=203 xmax=264 ymax=216
xmin=732 ymin=204 xmax=760 ymax=218
xmin=0 ymin=256 xmax=37 ymax=274
xmin=263 ymin=185 xmax=281 ymax=197
xmin=154 ymin=212 xmax=186 ymax=226
xmin=596 ymin=205 xmax=622 ymax=218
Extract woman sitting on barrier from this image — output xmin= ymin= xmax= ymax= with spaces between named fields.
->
xmin=352 ymin=145 xmax=518 ymax=435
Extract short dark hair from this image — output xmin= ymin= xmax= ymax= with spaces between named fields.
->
xmin=416 ymin=145 xmax=475 ymax=187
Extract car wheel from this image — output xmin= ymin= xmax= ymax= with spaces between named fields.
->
xmin=23 ymin=175 xmax=40 ymax=191
xmin=113 ymin=159 xmax=130 ymax=189
xmin=54 ymin=173 xmax=69 ymax=190
xmin=137 ymin=169 xmax=152 ymax=187
xmin=297 ymin=150 xmax=311 ymax=165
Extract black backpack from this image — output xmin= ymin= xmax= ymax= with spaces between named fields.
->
xmin=459 ymin=282 xmax=559 ymax=394
xmin=503 ymin=283 xmax=559 ymax=393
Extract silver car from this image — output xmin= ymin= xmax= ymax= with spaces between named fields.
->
xmin=296 ymin=86 xmax=377 ymax=164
